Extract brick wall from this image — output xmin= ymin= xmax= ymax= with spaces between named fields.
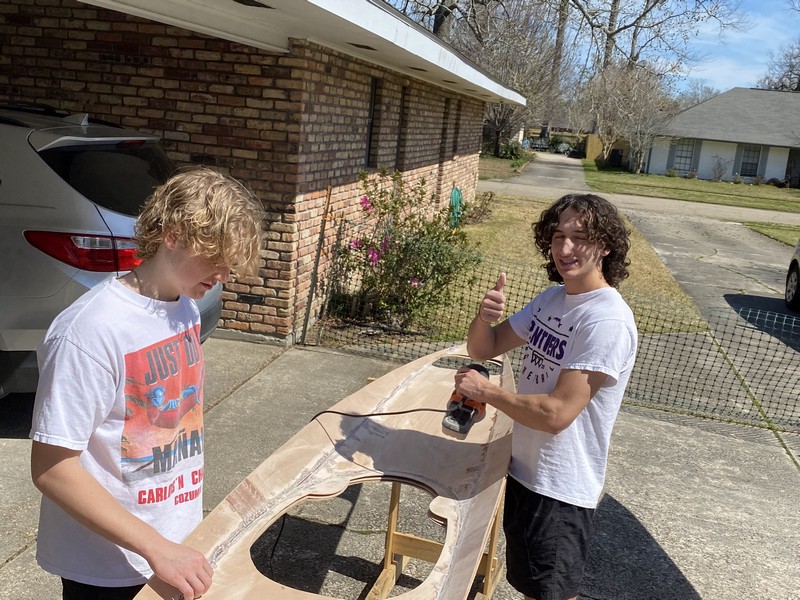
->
xmin=1 ymin=0 xmax=486 ymax=343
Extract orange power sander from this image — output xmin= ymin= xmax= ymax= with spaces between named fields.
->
xmin=442 ymin=363 xmax=490 ymax=435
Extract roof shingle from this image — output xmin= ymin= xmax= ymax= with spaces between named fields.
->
xmin=665 ymin=87 xmax=800 ymax=148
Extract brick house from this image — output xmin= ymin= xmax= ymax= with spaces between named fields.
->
xmin=0 ymin=0 xmax=524 ymax=343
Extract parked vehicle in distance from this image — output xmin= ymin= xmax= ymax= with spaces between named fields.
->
xmin=555 ymin=142 xmax=572 ymax=155
xmin=0 ymin=103 xmax=222 ymax=399
xmin=786 ymin=239 xmax=800 ymax=311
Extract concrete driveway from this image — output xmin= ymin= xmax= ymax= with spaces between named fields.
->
xmin=4 ymin=337 xmax=798 ymax=600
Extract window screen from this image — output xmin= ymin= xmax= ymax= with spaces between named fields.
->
xmin=673 ymin=139 xmax=695 ymax=173
xmin=740 ymin=144 xmax=761 ymax=177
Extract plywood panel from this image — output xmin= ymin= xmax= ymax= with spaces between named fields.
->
xmin=135 ymin=345 xmax=514 ymax=600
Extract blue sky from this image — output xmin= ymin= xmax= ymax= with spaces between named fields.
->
xmin=683 ymin=0 xmax=799 ymax=91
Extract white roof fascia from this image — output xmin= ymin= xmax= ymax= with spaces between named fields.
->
xmin=77 ymin=0 xmax=525 ymax=106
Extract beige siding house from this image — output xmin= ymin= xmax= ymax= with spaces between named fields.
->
xmin=646 ymin=87 xmax=800 ymax=186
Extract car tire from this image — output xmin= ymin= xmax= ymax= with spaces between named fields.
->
xmin=786 ymin=263 xmax=800 ymax=311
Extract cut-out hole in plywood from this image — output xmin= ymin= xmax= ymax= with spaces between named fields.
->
xmin=249 ymin=481 xmax=446 ymax=597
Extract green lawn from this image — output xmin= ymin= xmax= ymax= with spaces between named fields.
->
xmin=478 ymin=155 xmax=531 ymax=180
xmin=581 ymin=161 xmax=800 ymax=246
xmin=744 ymin=222 xmax=800 ymax=246
xmin=476 ymin=156 xmax=800 ymax=248
xmin=583 ymin=161 xmax=800 ymax=213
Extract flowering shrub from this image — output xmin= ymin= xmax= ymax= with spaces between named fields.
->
xmin=333 ymin=170 xmax=481 ymax=328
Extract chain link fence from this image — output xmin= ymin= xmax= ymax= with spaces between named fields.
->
xmin=302 ymin=223 xmax=800 ymax=435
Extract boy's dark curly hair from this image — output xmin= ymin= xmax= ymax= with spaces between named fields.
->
xmin=532 ymin=193 xmax=631 ymax=288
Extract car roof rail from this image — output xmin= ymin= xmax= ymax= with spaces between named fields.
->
xmin=0 ymin=115 xmax=31 ymax=127
xmin=0 ymin=101 xmax=66 ymax=116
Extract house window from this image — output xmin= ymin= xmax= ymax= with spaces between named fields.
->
xmin=395 ymin=85 xmax=408 ymax=169
xmin=366 ymin=77 xmax=381 ymax=168
xmin=673 ymin=139 xmax=695 ymax=173
xmin=451 ymin=98 xmax=462 ymax=155
xmin=439 ymin=98 xmax=452 ymax=162
xmin=740 ymin=144 xmax=761 ymax=177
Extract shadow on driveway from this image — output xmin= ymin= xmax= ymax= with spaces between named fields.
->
xmin=0 ymin=393 xmax=34 ymax=439
xmin=584 ymin=494 xmax=702 ymax=600
xmin=724 ymin=293 xmax=800 ymax=352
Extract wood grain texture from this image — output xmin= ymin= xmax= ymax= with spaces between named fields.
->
xmin=136 ymin=344 xmax=514 ymax=600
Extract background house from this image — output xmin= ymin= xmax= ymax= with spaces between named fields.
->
xmin=646 ymin=87 xmax=800 ymax=185
xmin=0 ymin=0 xmax=524 ymax=343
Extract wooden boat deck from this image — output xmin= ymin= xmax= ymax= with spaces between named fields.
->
xmin=136 ymin=345 xmax=514 ymax=599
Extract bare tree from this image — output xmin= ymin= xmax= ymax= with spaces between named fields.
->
xmin=613 ymin=68 xmax=677 ymax=173
xmin=675 ymin=80 xmax=720 ymax=110
xmin=574 ymin=70 xmax=626 ymax=161
xmin=385 ymin=1 xmax=569 ymax=154
xmin=483 ymin=103 xmax=526 ymax=156
xmin=384 ymin=0 xmax=739 ymax=160
xmin=566 ymin=0 xmax=747 ymax=76
xmin=574 ymin=62 xmax=675 ymax=172
xmin=381 ymin=0 xmax=505 ymax=37
xmin=386 ymin=1 xmax=748 ymax=84
xmin=758 ymin=40 xmax=800 ymax=91
xmin=456 ymin=1 xmax=563 ymax=153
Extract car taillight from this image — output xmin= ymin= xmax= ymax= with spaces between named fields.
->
xmin=24 ymin=231 xmax=142 ymax=272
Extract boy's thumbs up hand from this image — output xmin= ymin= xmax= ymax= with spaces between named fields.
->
xmin=478 ymin=272 xmax=506 ymax=324
xmin=493 ymin=272 xmax=506 ymax=293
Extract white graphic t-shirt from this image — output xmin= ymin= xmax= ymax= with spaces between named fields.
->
xmin=507 ymin=285 xmax=638 ymax=508
xmin=30 ymin=278 xmax=205 ymax=586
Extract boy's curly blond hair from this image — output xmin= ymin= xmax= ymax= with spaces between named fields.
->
xmin=135 ymin=168 xmax=263 ymax=276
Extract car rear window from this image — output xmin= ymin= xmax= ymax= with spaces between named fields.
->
xmin=39 ymin=142 xmax=176 ymax=216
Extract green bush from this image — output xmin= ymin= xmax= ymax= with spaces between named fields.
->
xmin=333 ymin=170 xmax=481 ymax=328
xmin=463 ymin=191 xmax=494 ymax=224
xmin=499 ymin=141 xmax=526 ymax=160
xmin=549 ymin=135 xmax=566 ymax=152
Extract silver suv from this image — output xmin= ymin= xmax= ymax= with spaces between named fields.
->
xmin=786 ymin=239 xmax=800 ymax=311
xmin=0 ymin=103 xmax=222 ymax=398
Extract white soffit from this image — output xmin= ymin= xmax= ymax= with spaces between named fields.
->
xmin=77 ymin=0 xmax=525 ymax=106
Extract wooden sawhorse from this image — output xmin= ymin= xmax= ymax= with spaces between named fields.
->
xmin=366 ymin=481 xmax=506 ymax=599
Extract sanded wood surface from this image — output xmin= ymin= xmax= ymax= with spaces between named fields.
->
xmin=136 ymin=345 xmax=514 ymax=600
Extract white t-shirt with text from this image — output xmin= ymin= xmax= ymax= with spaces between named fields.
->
xmin=507 ymin=285 xmax=637 ymax=508
xmin=30 ymin=279 xmax=205 ymax=586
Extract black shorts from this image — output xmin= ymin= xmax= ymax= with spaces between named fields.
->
xmin=62 ymin=578 xmax=144 ymax=600
xmin=503 ymin=476 xmax=596 ymax=600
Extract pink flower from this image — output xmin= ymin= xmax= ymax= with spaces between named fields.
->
xmin=349 ymin=239 xmax=364 ymax=250
xmin=410 ymin=277 xmax=420 ymax=287
xmin=380 ymin=237 xmax=390 ymax=251
xmin=360 ymin=195 xmax=372 ymax=212
xmin=367 ymin=247 xmax=381 ymax=266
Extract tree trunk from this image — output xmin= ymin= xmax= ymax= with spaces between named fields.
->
xmin=603 ymin=0 xmax=621 ymax=70
xmin=548 ymin=0 xmax=570 ymax=122
xmin=432 ymin=3 xmax=454 ymax=37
